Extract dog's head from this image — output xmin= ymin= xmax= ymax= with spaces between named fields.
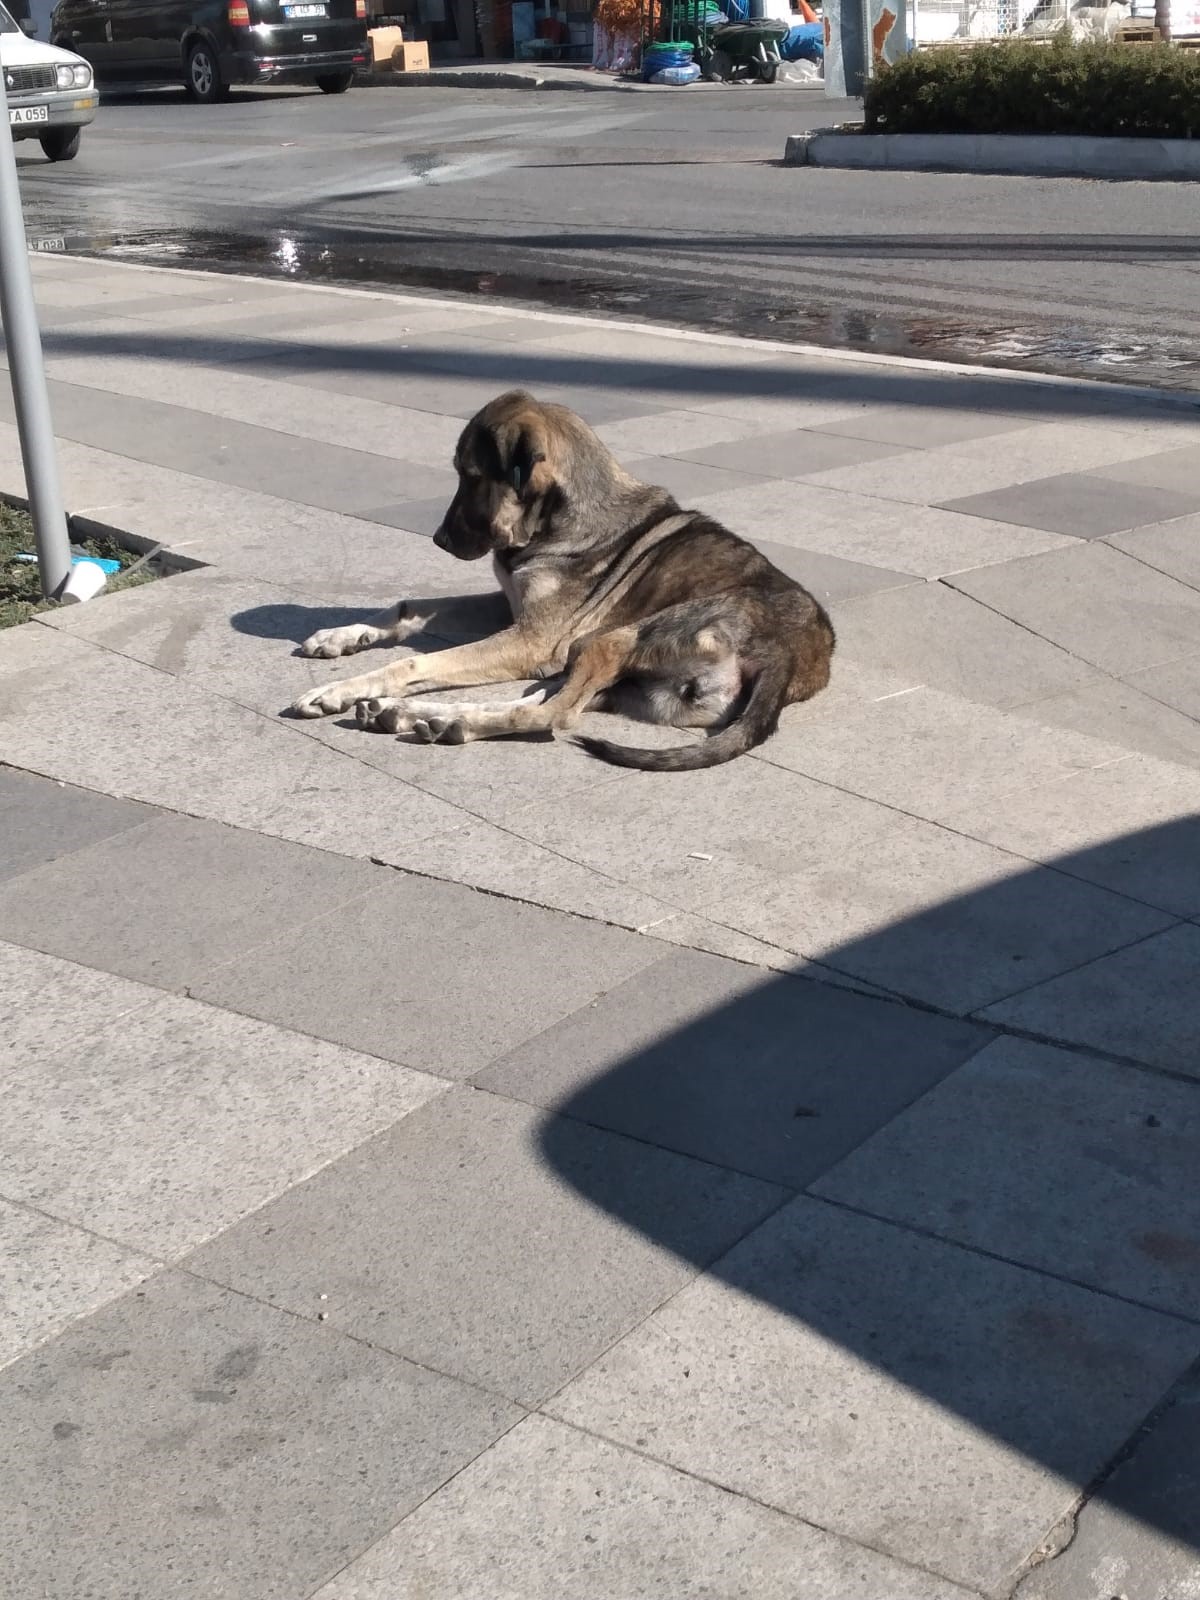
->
xmin=434 ymin=390 xmax=568 ymax=561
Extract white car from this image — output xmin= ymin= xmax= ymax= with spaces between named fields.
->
xmin=1 ymin=3 xmax=96 ymax=162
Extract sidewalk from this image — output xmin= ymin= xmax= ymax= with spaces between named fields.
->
xmin=2 ymin=253 xmax=1199 ymax=1600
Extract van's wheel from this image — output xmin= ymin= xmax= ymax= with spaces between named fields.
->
xmin=185 ymin=40 xmax=229 ymax=102
xmin=315 ymin=69 xmax=355 ymax=93
xmin=40 ymin=127 xmax=81 ymax=162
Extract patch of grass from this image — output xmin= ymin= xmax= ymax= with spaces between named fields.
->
xmin=864 ymin=35 xmax=1200 ymax=139
xmin=0 ymin=502 xmax=157 ymax=630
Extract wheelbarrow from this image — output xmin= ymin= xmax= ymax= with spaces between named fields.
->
xmin=700 ymin=17 xmax=789 ymax=82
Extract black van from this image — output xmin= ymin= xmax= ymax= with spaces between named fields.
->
xmin=49 ymin=0 xmax=368 ymax=100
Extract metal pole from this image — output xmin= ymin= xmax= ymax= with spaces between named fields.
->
xmin=0 ymin=59 xmax=71 ymax=598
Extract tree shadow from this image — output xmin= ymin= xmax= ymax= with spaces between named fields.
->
xmin=531 ymin=816 xmax=1200 ymax=1587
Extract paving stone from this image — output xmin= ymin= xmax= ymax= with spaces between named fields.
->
xmin=311 ymin=1413 xmax=978 ymax=1600
xmin=758 ymin=685 xmax=1129 ymax=823
xmin=982 ymin=922 xmax=1200 ymax=1077
xmin=477 ymin=948 xmax=990 ymax=1186
xmin=190 ymin=871 xmax=662 ymax=1078
xmin=0 ymin=1270 xmax=520 ymax=1600
xmin=1109 ymin=511 xmax=1200 ymax=591
xmin=360 ymin=495 xmax=450 ymax=537
xmin=719 ymin=809 xmax=1173 ymax=1015
xmin=672 ymin=426 xmax=909 ymax=479
xmin=0 ymin=942 xmax=158 ymax=1077
xmin=0 ymin=813 xmax=382 ymax=991
xmin=695 ymin=479 xmax=1077 ymax=577
xmin=0 ymin=641 xmax=465 ymax=861
xmin=1007 ymin=676 xmax=1200 ymax=771
xmin=812 ymin=405 xmax=1030 ymax=450
xmin=750 ymin=538 xmax=921 ymax=604
xmin=944 ymin=756 xmax=1200 ymax=916
xmin=548 ymin=1196 xmax=1200 ymax=1597
xmin=1092 ymin=443 xmax=1200 ymax=498
xmin=939 ymin=474 xmax=1200 ymax=540
xmin=802 ymin=447 xmax=1055 ymax=508
xmin=0 ymin=765 xmax=152 ymax=885
xmin=814 ymin=1036 xmax=1200 ymax=1320
xmin=1014 ymin=1366 xmax=1200 ymax=1600
xmin=637 ymin=912 xmax=900 ymax=998
xmin=0 ymin=1202 xmax=156 ymax=1369
xmin=594 ymin=408 xmax=759 ymax=457
xmin=948 ymin=543 xmax=1200 ymax=677
xmin=622 ymin=454 xmax=766 ymax=503
xmin=186 ymin=1088 xmax=784 ymax=1405
xmin=1124 ymin=651 xmax=1200 ymax=723
xmin=380 ymin=817 xmax=670 ymax=931
xmin=0 ymin=990 xmax=444 ymax=1256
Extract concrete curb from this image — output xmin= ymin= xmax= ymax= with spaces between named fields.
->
xmin=784 ymin=128 xmax=1200 ymax=180
xmin=358 ymin=66 xmax=823 ymax=92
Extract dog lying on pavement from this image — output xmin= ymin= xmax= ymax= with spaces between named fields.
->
xmin=291 ymin=390 xmax=835 ymax=772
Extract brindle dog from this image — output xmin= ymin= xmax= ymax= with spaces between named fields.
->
xmin=291 ymin=390 xmax=835 ymax=771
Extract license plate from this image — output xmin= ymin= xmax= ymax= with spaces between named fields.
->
xmin=10 ymin=106 xmax=49 ymax=125
xmin=284 ymin=4 xmax=326 ymax=15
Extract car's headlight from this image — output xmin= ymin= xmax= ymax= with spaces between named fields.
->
xmin=72 ymin=63 xmax=92 ymax=88
xmin=55 ymin=64 xmax=74 ymax=89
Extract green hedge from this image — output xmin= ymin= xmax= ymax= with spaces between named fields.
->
xmin=863 ymin=36 xmax=1200 ymax=139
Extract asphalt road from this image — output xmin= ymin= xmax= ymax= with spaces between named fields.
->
xmin=15 ymin=80 xmax=1200 ymax=389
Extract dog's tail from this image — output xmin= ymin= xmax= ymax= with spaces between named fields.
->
xmin=574 ymin=655 xmax=794 ymax=773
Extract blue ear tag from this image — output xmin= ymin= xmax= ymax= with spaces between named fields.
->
xmin=511 ymin=465 xmax=523 ymax=492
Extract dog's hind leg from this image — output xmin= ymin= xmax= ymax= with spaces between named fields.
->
xmin=299 ymin=592 xmax=511 ymax=660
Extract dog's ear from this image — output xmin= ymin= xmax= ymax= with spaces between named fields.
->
xmin=488 ymin=404 xmax=559 ymax=547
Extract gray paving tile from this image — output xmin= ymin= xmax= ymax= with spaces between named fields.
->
xmin=595 ymin=408 xmax=759 ymax=458
xmin=0 ymin=942 xmax=158 ymax=1077
xmin=0 ymin=814 xmax=382 ymax=991
xmin=938 ymin=473 xmax=1200 ymax=539
xmin=1007 ymin=677 xmax=1200 ymax=771
xmin=476 ymin=948 xmax=990 ymax=1186
xmin=1092 ymin=443 xmax=1200 ymax=498
xmin=813 ymin=406 xmax=1030 ymax=450
xmin=186 ymin=1088 xmax=784 ymax=1405
xmin=548 ymin=1196 xmax=1200 ymax=1596
xmin=759 ymin=685 xmax=1129 ymax=823
xmin=674 ymin=426 xmax=909 ymax=479
xmin=0 ymin=380 xmax=459 ymax=516
xmin=831 ymin=580 xmax=1102 ymax=707
xmin=538 ymin=386 xmax=665 ymax=427
xmin=0 ymin=1201 xmax=156 ymax=1369
xmin=360 ymin=494 xmax=448 ymax=537
xmin=1124 ymin=652 xmax=1200 ymax=722
xmin=814 ymin=1036 xmax=1200 ymax=1320
xmin=312 ymin=1413 xmax=978 ymax=1600
xmin=623 ymin=454 xmax=765 ymax=503
xmin=191 ymin=871 xmax=662 ymax=1078
xmin=945 ymin=757 xmax=1200 ymax=916
xmin=0 ymin=765 xmax=153 ymax=885
xmin=948 ymin=543 xmax=1200 ymax=677
xmin=1109 ymin=511 xmax=1200 ymax=590
xmin=0 ymin=991 xmax=443 ymax=1256
xmin=982 ymin=922 xmax=1200 ymax=1077
xmin=1014 ymin=1367 xmax=1200 ymax=1600
xmin=751 ymin=538 xmax=921 ymax=604
xmin=723 ymin=811 xmax=1173 ymax=1015
xmin=0 ymin=1270 xmax=519 ymax=1600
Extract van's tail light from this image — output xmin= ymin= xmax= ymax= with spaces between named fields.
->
xmin=228 ymin=0 xmax=250 ymax=24
xmin=355 ymin=0 xmax=367 ymax=17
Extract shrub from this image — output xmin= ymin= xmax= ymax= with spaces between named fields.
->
xmin=863 ymin=34 xmax=1200 ymax=139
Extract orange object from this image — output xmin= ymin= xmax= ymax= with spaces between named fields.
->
xmin=796 ymin=0 xmax=817 ymax=21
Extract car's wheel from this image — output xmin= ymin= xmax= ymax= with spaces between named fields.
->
xmin=40 ymin=127 xmax=81 ymax=162
xmin=315 ymin=69 xmax=354 ymax=93
xmin=185 ymin=40 xmax=229 ymax=102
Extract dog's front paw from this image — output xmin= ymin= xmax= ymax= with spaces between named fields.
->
xmin=299 ymin=625 xmax=371 ymax=660
xmin=355 ymin=696 xmax=412 ymax=734
xmin=291 ymin=683 xmax=355 ymax=718
xmin=414 ymin=716 xmax=468 ymax=745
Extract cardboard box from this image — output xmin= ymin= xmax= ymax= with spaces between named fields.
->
xmin=392 ymin=39 xmax=430 ymax=68
xmin=369 ymin=25 xmax=405 ymax=64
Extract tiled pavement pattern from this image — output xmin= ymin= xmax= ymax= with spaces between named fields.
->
xmin=1 ymin=255 xmax=1200 ymax=1599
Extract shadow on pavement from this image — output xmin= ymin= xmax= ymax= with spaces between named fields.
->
xmin=530 ymin=816 xmax=1200 ymax=1587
